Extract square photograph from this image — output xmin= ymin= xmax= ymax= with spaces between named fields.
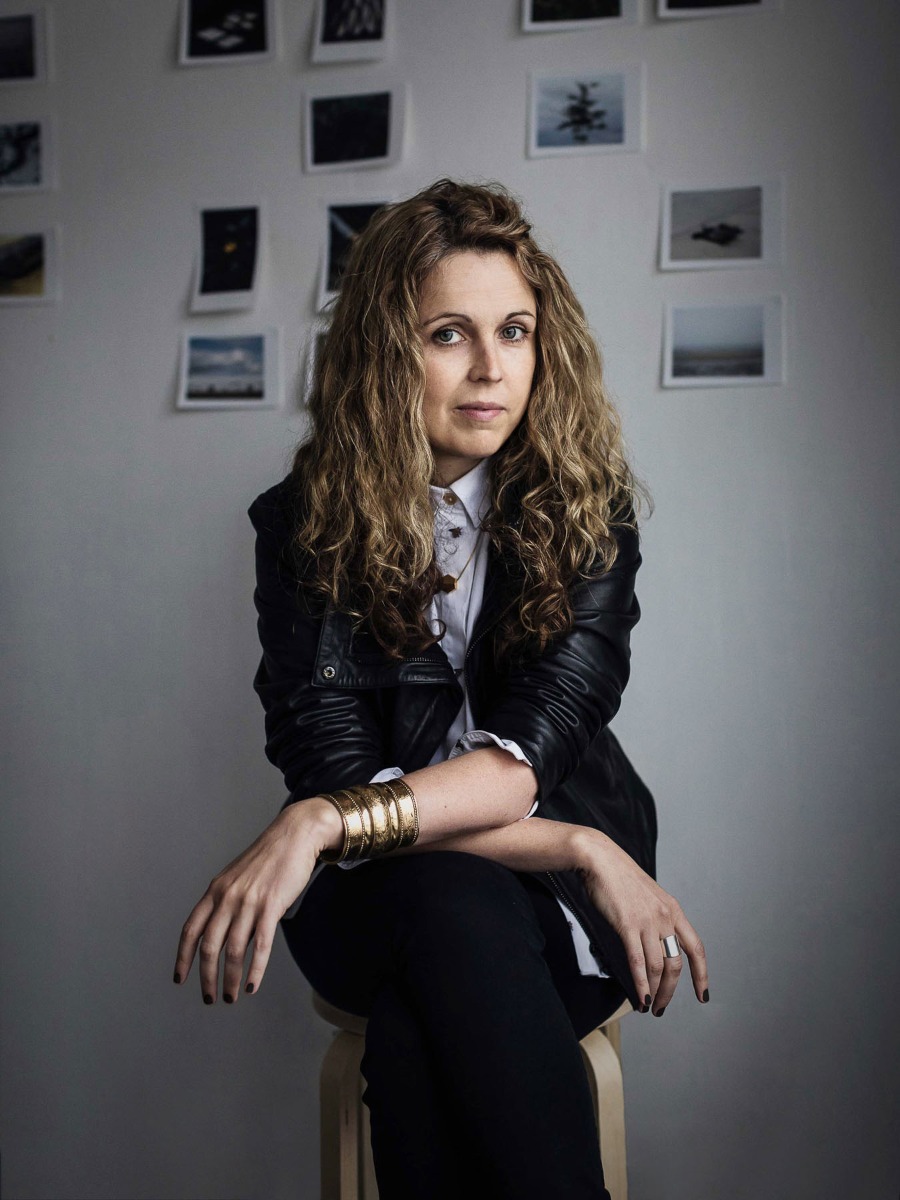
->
xmin=179 ymin=0 xmax=274 ymax=65
xmin=0 ymin=118 xmax=53 ymax=191
xmin=177 ymin=329 xmax=280 ymax=409
xmin=312 ymin=0 xmax=390 ymax=63
xmin=304 ymin=84 xmax=404 ymax=172
xmin=662 ymin=297 xmax=784 ymax=387
xmin=318 ymin=200 xmax=388 ymax=310
xmin=0 ymin=227 xmax=58 ymax=304
xmin=522 ymin=0 xmax=639 ymax=33
xmin=658 ymin=0 xmax=779 ymax=17
xmin=0 ymin=8 xmax=49 ymax=84
xmin=660 ymin=180 xmax=781 ymax=269
xmin=528 ymin=64 xmax=643 ymax=157
xmin=191 ymin=204 xmax=262 ymax=312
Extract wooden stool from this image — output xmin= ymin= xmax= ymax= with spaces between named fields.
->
xmin=313 ymin=990 xmax=631 ymax=1200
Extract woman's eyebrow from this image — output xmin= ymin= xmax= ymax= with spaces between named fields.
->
xmin=421 ymin=309 xmax=536 ymax=327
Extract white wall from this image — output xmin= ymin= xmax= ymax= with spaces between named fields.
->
xmin=2 ymin=2 xmax=898 ymax=1197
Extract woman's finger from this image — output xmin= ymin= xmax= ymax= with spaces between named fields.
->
xmin=242 ymin=905 xmax=281 ymax=997
xmin=674 ymin=913 xmax=710 ymax=1003
xmin=650 ymin=929 xmax=683 ymax=1016
xmin=221 ymin=905 xmax=257 ymax=1003
xmin=197 ymin=908 xmax=233 ymax=1004
xmin=622 ymin=932 xmax=652 ymax=1012
xmin=640 ymin=927 xmax=665 ymax=1010
xmin=173 ymin=893 xmax=215 ymax=985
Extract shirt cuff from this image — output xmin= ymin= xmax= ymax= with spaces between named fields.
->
xmin=448 ymin=730 xmax=538 ymax=819
xmin=337 ymin=767 xmax=406 ymax=869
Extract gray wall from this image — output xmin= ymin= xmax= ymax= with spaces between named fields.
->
xmin=2 ymin=1 xmax=898 ymax=1197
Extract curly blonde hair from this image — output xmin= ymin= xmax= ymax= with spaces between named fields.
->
xmin=290 ymin=178 xmax=647 ymax=668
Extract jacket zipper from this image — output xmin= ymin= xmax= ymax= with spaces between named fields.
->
xmin=543 ymin=870 xmax=595 ymax=944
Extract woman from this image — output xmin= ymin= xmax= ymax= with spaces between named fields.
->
xmin=173 ymin=179 xmax=709 ymax=1199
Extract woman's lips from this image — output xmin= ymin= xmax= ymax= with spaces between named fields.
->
xmin=456 ymin=406 xmax=504 ymax=421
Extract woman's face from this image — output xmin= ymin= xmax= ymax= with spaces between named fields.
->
xmin=418 ymin=249 xmax=537 ymax=487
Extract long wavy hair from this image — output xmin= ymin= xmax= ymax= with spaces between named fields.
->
xmin=290 ymin=178 xmax=648 ymax=668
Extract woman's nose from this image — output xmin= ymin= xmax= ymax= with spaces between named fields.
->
xmin=468 ymin=338 xmax=503 ymax=382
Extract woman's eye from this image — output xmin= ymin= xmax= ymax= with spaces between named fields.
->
xmin=500 ymin=325 xmax=527 ymax=342
xmin=433 ymin=327 xmax=462 ymax=345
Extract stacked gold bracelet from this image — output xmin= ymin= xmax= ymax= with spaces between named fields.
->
xmin=317 ymin=777 xmax=420 ymax=864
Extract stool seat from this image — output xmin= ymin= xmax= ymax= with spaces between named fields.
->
xmin=313 ymin=990 xmax=632 ymax=1200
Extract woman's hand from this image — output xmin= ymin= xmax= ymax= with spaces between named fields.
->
xmin=173 ymin=797 xmax=342 ymax=1005
xmin=573 ymin=828 xmax=709 ymax=1016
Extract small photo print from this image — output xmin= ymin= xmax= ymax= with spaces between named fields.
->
xmin=660 ymin=180 xmax=781 ymax=269
xmin=0 ymin=227 xmax=58 ymax=304
xmin=522 ymin=0 xmax=639 ymax=33
xmin=179 ymin=0 xmax=274 ymax=65
xmin=302 ymin=325 xmax=329 ymax=405
xmin=663 ymin=297 xmax=784 ymax=387
xmin=0 ymin=118 xmax=53 ymax=191
xmin=658 ymin=0 xmax=779 ymax=17
xmin=0 ymin=7 xmax=49 ymax=84
xmin=177 ymin=329 xmax=280 ymax=409
xmin=528 ymin=64 xmax=643 ymax=157
xmin=318 ymin=200 xmax=387 ymax=310
xmin=191 ymin=204 xmax=262 ymax=312
xmin=312 ymin=0 xmax=390 ymax=63
xmin=304 ymin=84 xmax=404 ymax=172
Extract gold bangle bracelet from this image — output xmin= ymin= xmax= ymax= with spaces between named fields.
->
xmin=317 ymin=778 xmax=420 ymax=863
xmin=380 ymin=778 xmax=419 ymax=849
xmin=317 ymin=791 xmax=363 ymax=863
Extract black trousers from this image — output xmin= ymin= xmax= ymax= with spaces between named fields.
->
xmin=281 ymin=851 xmax=626 ymax=1200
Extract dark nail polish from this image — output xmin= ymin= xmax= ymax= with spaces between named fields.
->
xmin=702 ymin=989 xmax=709 ymax=1003
xmin=245 ymin=982 xmax=255 ymax=994
xmin=203 ymin=993 xmax=214 ymax=1005
xmin=640 ymin=1003 xmax=649 ymax=1014
xmin=644 ymin=994 xmax=652 ymax=1006
xmin=173 ymin=971 xmax=182 ymax=985
xmin=223 ymin=993 xmax=234 ymax=1004
xmin=655 ymin=1006 xmax=666 ymax=1017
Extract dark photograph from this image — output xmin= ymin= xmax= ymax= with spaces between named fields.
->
xmin=0 ymin=120 xmax=43 ymax=189
xmin=325 ymin=202 xmax=385 ymax=294
xmin=0 ymin=11 xmax=41 ymax=81
xmin=659 ymin=0 xmax=764 ymax=14
xmin=0 ymin=229 xmax=55 ymax=302
xmin=321 ymin=0 xmax=384 ymax=44
xmin=199 ymin=206 xmax=258 ymax=296
xmin=308 ymin=90 xmax=394 ymax=169
xmin=181 ymin=0 xmax=270 ymax=63
xmin=523 ymin=0 xmax=639 ymax=32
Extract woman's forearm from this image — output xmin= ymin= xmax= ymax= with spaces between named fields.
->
xmin=398 ymin=815 xmax=596 ymax=874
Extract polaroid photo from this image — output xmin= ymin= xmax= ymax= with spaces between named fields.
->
xmin=304 ymin=83 xmax=406 ymax=172
xmin=0 ymin=226 xmax=59 ymax=304
xmin=0 ymin=117 xmax=55 ymax=192
xmin=0 ymin=6 xmax=50 ymax=84
xmin=522 ymin=0 xmax=639 ymax=33
xmin=177 ymin=328 xmax=280 ymax=409
xmin=662 ymin=297 xmax=784 ymax=387
xmin=311 ymin=0 xmax=391 ymax=63
xmin=190 ymin=203 xmax=263 ymax=313
xmin=301 ymin=324 xmax=330 ymax=405
xmin=527 ymin=64 xmax=644 ymax=157
xmin=317 ymin=199 xmax=389 ymax=311
xmin=179 ymin=0 xmax=275 ymax=66
xmin=660 ymin=179 xmax=782 ymax=270
xmin=658 ymin=0 xmax=781 ymax=17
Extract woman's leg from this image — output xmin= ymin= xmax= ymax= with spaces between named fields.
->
xmin=282 ymin=852 xmax=620 ymax=1200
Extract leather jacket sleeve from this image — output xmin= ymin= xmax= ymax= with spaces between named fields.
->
xmin=248 ymin=483 xmax=386 ymax=805
xmin=476 ymin=522 xmax=642 ymax=807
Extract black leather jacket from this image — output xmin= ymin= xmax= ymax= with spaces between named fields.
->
xmin=248 ymin=476 xmax=657 ymax=1009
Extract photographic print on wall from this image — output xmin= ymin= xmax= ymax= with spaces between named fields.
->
xmin=302 ymin=325 xmax=329 ymax=405
xmin=312 ymin=0 xmax=391 ymax=63
xmin=0 ymin=117 xmax=54 ymax=191
xmin=0 ymin=226 xmax=59 ymax=304
xmin=658 ymin=0 xmax=781 ymax=17
xmin=318 ymin=200 xmax=388 ymax=310
xmin=662 ymin=297 xmax=784 ymax=387
xmin=528 ymin=65 xmax=643 ymax=157
xmin=0 ymin=7 xmax=49 ymax=84
xmin=177 ymin=329 xmax=280 ymax=409
xmin=179 ymin=0 xmax=275 ymax=65
xmin=191 ymin=204 xmax=263 ymax=312
xmin=304 ymin=84 xmax=405 ymax=172
xmin=522 ymin=0 xmax=639 ymax=33
xmin=660 ymin=179 xmax=782 ymax=270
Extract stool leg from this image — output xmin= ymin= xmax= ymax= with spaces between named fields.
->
xmin=580 ymin=1027 xmax=628 ymax=1200
xmin=320 ymin=1031 xmax=366 ymax=1200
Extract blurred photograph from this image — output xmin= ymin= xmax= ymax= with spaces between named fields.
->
xmin=0 ymin=7 xmax=48 ymax=83
xmin=522 ymin=0 xmax=638 ymax=32
xmin=0 ymin=227 xmax=57 ymax=303
xmin=304 ymin=85 xmax=403 ymax=172
xmin=191 ymin=204 xmax=261 ymax=312
xmin=661 ymin=181 xmax=781 ymax=269
xmin=658 ymin=0 xmax=778 ymax=16
xmin=178 ymin=330 xmax=279 ymax=408
xmin=0 ymin=118 xmax=52 ymax=191
xmin=179 ymin=0 xmax=273 ymax=64
xmin=318 ymin=200 xmax=387 ymax=309
xmin=528 ymin=65 xmax=643 ymax=156
xmin=663 ymin=297 xmax=784 ymax=386
xmin=312 ymin=0 xmax=389 ymax=63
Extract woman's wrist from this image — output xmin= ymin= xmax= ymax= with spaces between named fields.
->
xmin=284 ymin=794 xmax=344 ymax=857
xmin=569 ymin=825 xmax=614 ymax=875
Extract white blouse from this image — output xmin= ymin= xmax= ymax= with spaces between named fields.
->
xmin=362 ymin=455 xmax=608 ymax=979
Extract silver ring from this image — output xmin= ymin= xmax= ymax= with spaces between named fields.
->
xmin=661 ymin=934 xmax=681 ymax=958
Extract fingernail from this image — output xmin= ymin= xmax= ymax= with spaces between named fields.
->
xmin=203 ymin=993 xmax=214 ymax=1005
xmin=173 ymin=971 xmax=182 ymax=985
xmin=655 ymin=1006 xmax=666 ymax=1017
xmin=223 ymin=993 xmax=234 ymax=1004
xmin=702 ymin=988 xmax=709 ymax=1003
xmin=640 ymin=1003 xmax=649 ymax=1014
xmin=245 ymin=982 xmax=255 ymax=994
xmin=644 ymin=994 xmax=651 ymax=1006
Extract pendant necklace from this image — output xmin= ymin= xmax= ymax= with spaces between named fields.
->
xmin=436 ymin=526 xmax=484 ymax=594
